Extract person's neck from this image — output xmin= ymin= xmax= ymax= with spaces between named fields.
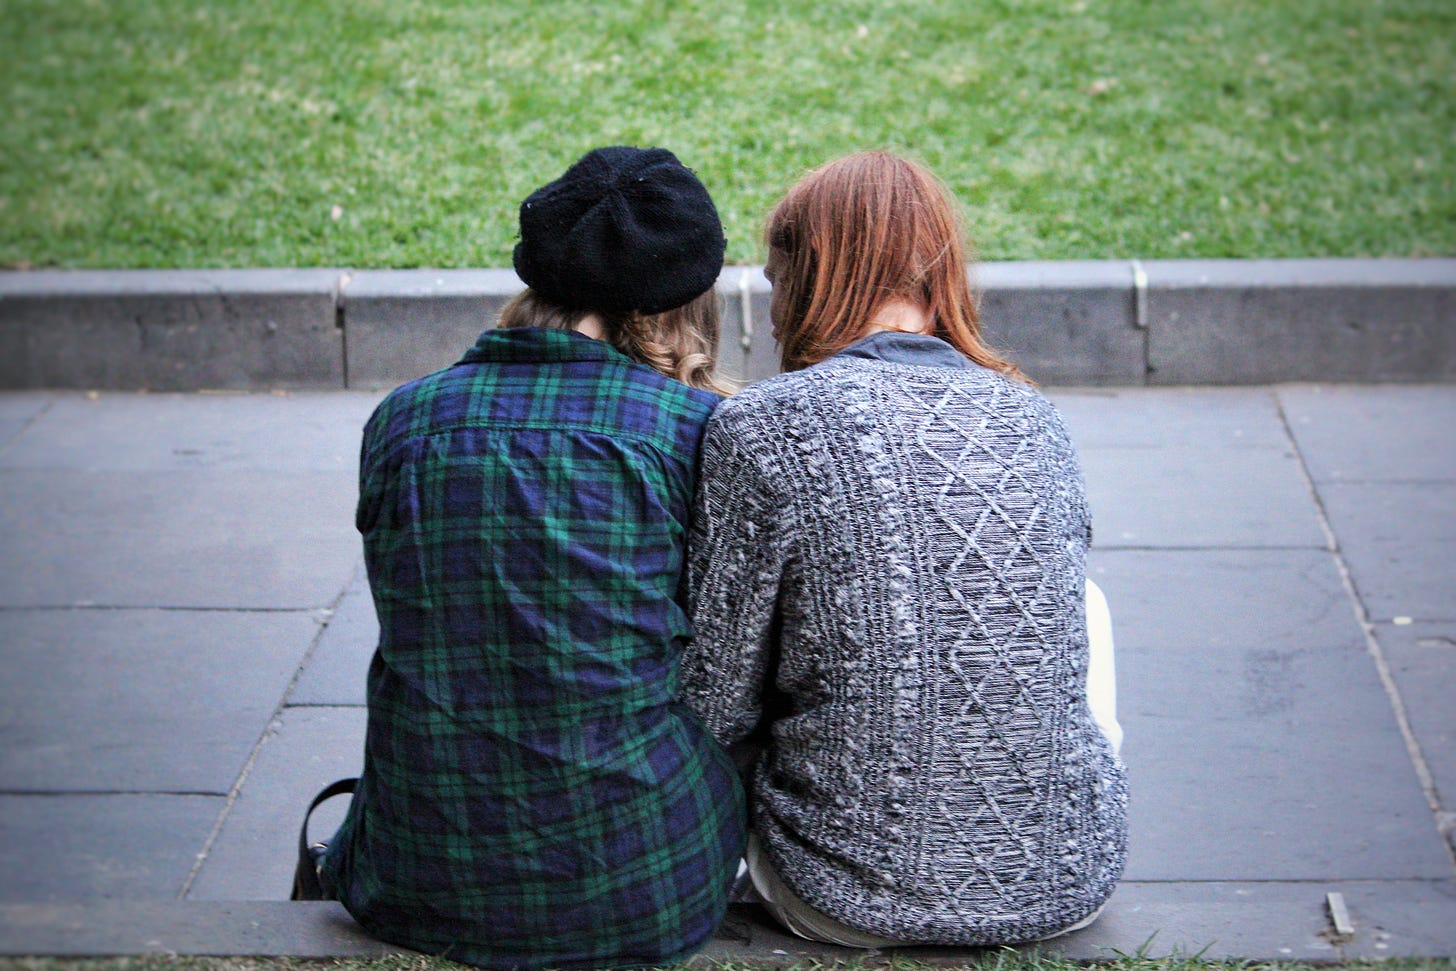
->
xmin=573 ymin=313 xmax=606 ymax=340
xmin=864 ymin=299 xmax=932 ymax=336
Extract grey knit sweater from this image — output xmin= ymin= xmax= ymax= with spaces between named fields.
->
xmin=681 ymin=334 xmax=1129 ymax=945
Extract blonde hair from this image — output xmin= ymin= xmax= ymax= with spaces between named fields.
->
xmin=498 ymin=287 xmax=733 ymax=396
xmin=765 ymin=151 xmax=1024 ymax=382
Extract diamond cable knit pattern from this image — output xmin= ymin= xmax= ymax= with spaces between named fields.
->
xmin=681 ymin=351 xmax=1129 ymax=946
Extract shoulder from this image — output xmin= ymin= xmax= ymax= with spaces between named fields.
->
xmin=996 ymin=377 xmax=1077 ymax=451
xmin=709 ymin=365 xmax=856 ymax=426
xmin=622 ymin=360 xmax=720 ymax=425
xmin=361 ymin=367 xmax=454 ymax=451
xmin=913 ymin=364 xmax=1075 ymax=445
xmin=703 ymin=372 xmax=834 ymax=458
xmin=591 ymin=360 xmax=720 ymax=469
xmin=712 ymin=372 xmax=794 ymax=420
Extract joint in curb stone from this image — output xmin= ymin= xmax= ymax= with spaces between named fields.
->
xmin=737 ymin=267 xmax=754 ymax=352
xmin=1130 ymin=259 xmax=1148 ymax=329
xmin=334 ymin=272 xmax=352 ymax=331
xmin=335 ymin=271 xmax=353 ymax=389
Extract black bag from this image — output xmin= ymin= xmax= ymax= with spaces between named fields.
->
xmin=290 ymin=777 xmax=357 ymax=901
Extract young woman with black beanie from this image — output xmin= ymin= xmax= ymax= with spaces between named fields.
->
xmin=306 ymin=146 xmax=746 ymax=971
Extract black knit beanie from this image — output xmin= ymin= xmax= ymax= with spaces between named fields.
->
xmin=512 ymin=146 xmax=726 ymax=315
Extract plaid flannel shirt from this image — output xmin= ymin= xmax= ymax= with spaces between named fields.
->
xmin=323 ymin=327 xmax=746 ymax=971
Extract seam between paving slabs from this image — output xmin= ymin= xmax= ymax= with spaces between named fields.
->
xmin=0 ymin=396 xmax=56 ymax=457
xmin=177 ymin=572 xmax=358 ymax=899
xmin=1274 ymin=391 xmax=1456 ymax=873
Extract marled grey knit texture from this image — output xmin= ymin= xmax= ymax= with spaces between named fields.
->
xmin=681 ymin=352 xmax=1129 ymax=945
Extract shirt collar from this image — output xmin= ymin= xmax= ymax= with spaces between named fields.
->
xmin=458 ymin=327 xmax=630 ymax=366
xmin=830 ymin=330 xmax=976 ymax=370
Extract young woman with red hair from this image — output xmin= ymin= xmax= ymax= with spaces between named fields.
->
xmin=681 ymin=151 xmax=1127 ymax=947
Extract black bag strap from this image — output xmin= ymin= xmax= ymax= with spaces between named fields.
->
xmin=290 ymin=777 xmax=357 ymax=900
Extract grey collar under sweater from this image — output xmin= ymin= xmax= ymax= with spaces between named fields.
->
xmin=835 ymin=329 xmax=974 ymax=368
xmin=680 ymin=339 xmax=1130 ymax=946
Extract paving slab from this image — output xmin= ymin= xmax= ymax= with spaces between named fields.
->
xmin=0 ymin=901 xmax=403 ymax=957
xmin=0 ymin=794 xmax=222 ymax=902
xmin=1052 ymin=388 xmax=1327 ymax=549
xmin=0 ymin=609 xmax=321 ymax=793
xmin=1317 ymin=481 xmax=1456 ymax=623
xmin=1089 ymin=548 xmax=1452 ymax=881
xmin=1278 ymin=385 xmax=1456 ymax=484
xmin=0 ymin=390 xmax=370 ymax=610
xmin=1075 ymin=880 xmax=1456 ymax=962
xmin=1375 ymin=620 xmax=1456 ymax=823
xmin=1051 ymin=387 xmax=1291 ymax=448
xmin=1080 ymin=444 xmax=1327 ymax=549
xmin=0 ymin=468 xmax=358 ymax=609
xmin=0 ymin=392 xmax=382 ymax=473
xmin=1337 ymin=879 xmax=1456 ymax=959
xmin=188 ymin=707 xmax=365 ymax=901
xmin=288 ymin=566 xmax=375 ymax=707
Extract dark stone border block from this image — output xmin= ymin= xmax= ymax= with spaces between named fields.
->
xmin=1145 ymin=259 xmax=1456 ymax=385
xmin=979 ymin=260 xmax=1144 ymax=385
xmin=718 ymin=262 xmax=1146 ymax=386
xmin=4 ymin=260 xmax=1453 ymax=389
xmin=0 ymin=270 xmax=345 ymax=390
xmin=345 ymin=268 xmax=767 ymax=389
xmin=342 ymin=269 xmax=520 ymax=389
xmin=718 ymin=267 xmax=774 ymax=384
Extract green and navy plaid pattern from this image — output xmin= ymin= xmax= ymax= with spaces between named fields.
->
xmin=323 ymin=327 xmax=747 ymax=971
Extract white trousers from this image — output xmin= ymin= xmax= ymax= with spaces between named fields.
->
xmin=1085 ymin=577 xmax=1123 ymax=756
xmin=746 ymin=579 xmax=1122 ymax=947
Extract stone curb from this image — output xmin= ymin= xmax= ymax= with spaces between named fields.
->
xmin=4 ymin=882 xmax=1453 ymax=962
xmin=1 ymin=259 xmax=1452 ymax=390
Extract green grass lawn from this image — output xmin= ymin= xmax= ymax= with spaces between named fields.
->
xmin=2 ymin=0 xmax=1452 ymax=268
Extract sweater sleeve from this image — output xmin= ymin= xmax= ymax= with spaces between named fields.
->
xmin=1041 ymin=397 xmax=1093 ymax=549
xmin=680 ymin=405 xmax=789 ymax=748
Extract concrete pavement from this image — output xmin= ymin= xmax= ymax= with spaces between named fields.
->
xmin=0 ymin=383 xmax=1453 ymax=962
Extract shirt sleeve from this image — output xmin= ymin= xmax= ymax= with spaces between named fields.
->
xmin=355 ymin=398 xmax=390 ymax=535
xmin=680 ymin=406 xmax=790 ymax=748
xmin=1041 ymin=398 xmax=1093 ymax=549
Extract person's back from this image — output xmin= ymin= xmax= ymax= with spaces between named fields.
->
xmin=687 ymin=338 xmax=1125 ymax=943
xmin=326 ymin=329 xmax=742 ymax=968
xmin=681 ymin=151 xmax=1128 ymax=947
xmin=316 ymin=147 xmax=747 ymax=970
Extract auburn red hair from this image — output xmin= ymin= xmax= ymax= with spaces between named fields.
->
xmin=765 ymin=151 xmax=1023 ymax=380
